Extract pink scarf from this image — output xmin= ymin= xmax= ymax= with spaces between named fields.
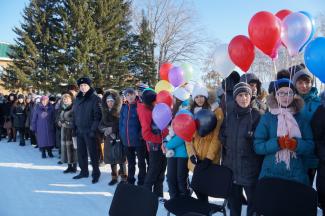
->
xmin=270 ymin=107 xmax=301 ymax=169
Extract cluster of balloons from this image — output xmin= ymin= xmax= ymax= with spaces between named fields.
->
xmin=152 ymin=63 xmax=194 ymax=132
xmin=227 ymin=9 xmax=316 ymax=73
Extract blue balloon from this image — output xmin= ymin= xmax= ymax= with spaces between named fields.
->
xmin=304 ymin=37 xmax=325 ymax=83
xmin=176 ymin=109 xmax=193 ymax=118
xmin=299 ymin=11 xmax=316 ymax=51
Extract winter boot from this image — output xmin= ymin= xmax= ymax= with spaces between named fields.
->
xmin=41 ymin=149 xmax=46 ymax=158
xmin=108 ymin=176 xmax=118 ymax=186
xmin=71 ymin=163 xmax=77 ymax=173
xmin=63 ymin=164 xmax=73 ymax=174
xmin=47 ymin=149 xmax=54 ymax=158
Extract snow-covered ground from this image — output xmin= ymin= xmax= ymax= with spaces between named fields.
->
xmin=0 ymin=139 xmax=322 ymax=216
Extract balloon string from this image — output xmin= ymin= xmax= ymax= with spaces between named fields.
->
xmin=273 ymin=60 xmax=277 ymax=79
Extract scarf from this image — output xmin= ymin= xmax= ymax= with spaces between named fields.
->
xmin=270 ymin=107 xmax=301 ymax=170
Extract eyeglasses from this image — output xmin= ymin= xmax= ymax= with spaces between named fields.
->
xmin=276 ymin=91 xmax=294 ymax=97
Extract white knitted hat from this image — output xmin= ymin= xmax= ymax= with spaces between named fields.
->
xmin=191 ymin=84 xmax=208 ymax=100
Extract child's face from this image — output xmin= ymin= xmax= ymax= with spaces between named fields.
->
xmin=126 ymin=93 xmax=136 ymax=103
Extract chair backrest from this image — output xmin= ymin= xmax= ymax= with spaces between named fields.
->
xmin=253 ymin=177 xmax=318 ymax=216
xmin=191 ymin=164 xmax=233 ymax=199
xmin=109 ymin=183 xmax=159 ymax=216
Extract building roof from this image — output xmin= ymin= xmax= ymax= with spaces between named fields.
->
xmin=0 ymin=42 xmax=12 ymax=61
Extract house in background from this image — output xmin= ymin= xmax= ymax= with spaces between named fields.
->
xmin=0 ymin=42 xmax=13 ymax=94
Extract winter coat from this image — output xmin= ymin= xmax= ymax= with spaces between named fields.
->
xmin=221 ymin=71 xmax=240 ymax=114
xmin=54 ymin=101 xmax=63 ymax=148
xmin=254 ymin=94 xmax=314 ymax=185
xmin=119 ymin=98 xmax=143 ymax=147
xmin=185 ymin=108 xmax=224 ymax=172
xmin=166 ymin=135 xmax=188 ymax=158
xmin=11 ymin=102 xmax=26 ymax=128
xmin=99 ymin=90 xmax=125 ymax=164
xmin=137 ymin=103 xmax=169 ymax=151
xmin=220 ymin=104 xmax=262 ymax=186
xmin=73 ymin=88 xmax=102 ymax=136
xmin=25 ymin=102 xmax=33 ymax=128
xmin=59 ymin=104 xmax=74 ymax=144
xmin=300 ymin=87 xmax=320 ymax=169
xmin=311 ymin=91 xmax=325 ymax=162
xmin=31 ymin=104 xmax=55 ymax=148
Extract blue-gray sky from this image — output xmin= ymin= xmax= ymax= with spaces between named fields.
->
xmin=1 ymin=0 xmax=324 ymax=44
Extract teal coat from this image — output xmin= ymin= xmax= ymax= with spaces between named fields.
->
xmin=300 ymin=87 xmax=320 ymax=169
xmin=166 ymin=135 xmax=188 ymax=158
xmin=254 ymin=95 xmax=314 ymax=185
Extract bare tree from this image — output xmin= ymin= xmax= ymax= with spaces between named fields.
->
xmin=133 ymin=0 xmax=206 ymax=71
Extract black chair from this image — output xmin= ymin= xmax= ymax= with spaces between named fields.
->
xmin=164 ymin=164 xmax=233 ymax=216
xmin=253 ymin=177 xmax=318 ymax=216
xmin=109 ymin=182 xmax=159 ymax=216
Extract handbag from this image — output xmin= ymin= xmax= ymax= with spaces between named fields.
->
xmin=3 ymin=119 xmax=12 ymax=129
xmin=108 ymin=134 xmax=125 ymax=164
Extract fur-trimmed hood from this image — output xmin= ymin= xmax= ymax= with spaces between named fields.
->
xmin=102 ymin=89 xmax=121 ymax=117
xmin=266 ymin=94 xmax=304 ymax=113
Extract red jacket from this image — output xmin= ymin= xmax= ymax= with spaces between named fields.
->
xmin=137 ymin=103 xmax=168 ymax=145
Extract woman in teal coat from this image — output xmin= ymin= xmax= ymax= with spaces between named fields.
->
xmin=292 ymin=66 xmax=320 ymax=184
xmin=254 ymin=79 xmax=314 ymax=185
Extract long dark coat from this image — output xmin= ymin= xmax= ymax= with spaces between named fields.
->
xmin=31 ymin=104 xmax=55 ymax=148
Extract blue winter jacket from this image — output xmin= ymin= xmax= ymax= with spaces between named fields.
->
xmin=300 ymin=87 xmax=321 ymax=169
xmin=166 ymin=135 xmax=188 ymax=158
xmin=254 ymin=108 xmax=314 ymax=185
xmin=119 ymin=101 xmax=143 ymax=147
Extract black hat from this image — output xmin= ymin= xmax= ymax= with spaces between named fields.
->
xmin=142 ymin=89 xmax=157 ymax=106
xmin=77 ymin=77 xmax=92 ymax=86
xmin=233 ymin=82 xmax=252 ymax=98
xmin=17 ymin=94 xmax=24 ymax=99
xmin=49 ymin=95 xmax=57 ymax=102
xmin=95 ymin=87 xmax=104 ymax=95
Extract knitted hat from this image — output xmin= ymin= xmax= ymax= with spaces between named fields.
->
xmin=173 ymin=86 xmax=190 ymax=101
xmin=77 ymin=77 xmax=92 ymax=86
xmin=41 ymin=95 xmax=49 ymax=101
xmin=292 ymin=69 xmax=313 ymax=86
xmin=233 ymin=82 xmax=252 ymax=98
xmin=274 ymin=78 xmax=295 ymax=92
xmin=124 ymin=88 xmax=136 ymax=95
xmin=106 ymin=95 xmax=115 ymax=102
xmin=191 ymin=84 xmax=208 ymax=100
xmin=142 ymin=88 xmax=157 ymax=106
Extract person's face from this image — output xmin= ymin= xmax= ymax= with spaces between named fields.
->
xmin=26 ymin=98 xmax=31 ymax=103
xmin=63 ymin=97 xmax=72 ymax=106
xmin=106 ymin=100 xmax=114 ymax=109
xmin=18 ymin=98 xmax=24 ymax=103
xmin=235 ymin=92 xmax=251 ymax=108
xmin=126 ymin=93 xmax=136 ymax=103
xmin=276 ymin=87 xmax=294 ymax=107
xmin=194 ymin=95 xmax=206 ymax=107
xmin=41 ymin=99 xmax=49 ymax=106
xmin=79 ymin=84 xmax=90 ymax=93
xmin=296 ymin=78 xmax=312 ymax=95
xmin=9 ymin=96 xmax=14 ymax=101
xmin=249 ymin=82 xmax=258 ymax=96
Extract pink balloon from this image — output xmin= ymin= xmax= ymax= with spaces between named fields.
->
xmin=168 ymin=66 xmax=184 ymax=87
xmin=281 ymin=12 xmax=312 ymax=56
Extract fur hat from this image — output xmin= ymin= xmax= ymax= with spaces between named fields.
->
xmin=233 ymin=82 xmax=252 ymax=98
xmin=191 ymin=84 xmax=208 ymax=100
xmin=274 ymin=78 xmax=295 ymax=93
xmin=77 ymin=77 xmax=92 ymax=86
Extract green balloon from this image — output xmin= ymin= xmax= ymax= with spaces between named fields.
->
xmin=181 ymin=63 xmax=193 ymax=82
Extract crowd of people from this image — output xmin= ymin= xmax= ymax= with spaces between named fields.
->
xmin=0 ymin=63 xmax=324 ymax=216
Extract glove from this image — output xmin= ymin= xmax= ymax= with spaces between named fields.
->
xmin=104 ymin=127 xmax=112 ymax=136
xmin=190 ymin=155 xmax=200 ymax=165
xmin=200 ymin=158 xmax=212 ymax=170
xmin=278 ymin=135 xmax=288 ymax=149
xmin=286 ymin=138 xmax=297 ymax=151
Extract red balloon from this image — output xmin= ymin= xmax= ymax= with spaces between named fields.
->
xmin=248 ymin=11 xmax=281 ymax=58
xmin=156 ymin=90 xmax=173 ymax=107
xmin=172 ymin=114 xmax=196 ymax=142
xmin=228 ymin=35 xmax=255 ymax=72
xmin=275 ymin=9 xmax=292 ymax=20
xmin=159 ymin=63 xmax=173 ymax=81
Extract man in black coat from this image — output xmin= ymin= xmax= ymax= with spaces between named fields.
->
xmin=73 ymin=77 xmax=102 ymax=184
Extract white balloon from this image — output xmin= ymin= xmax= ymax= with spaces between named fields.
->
xmin=213 ymin=44 xmax=236 ymax=78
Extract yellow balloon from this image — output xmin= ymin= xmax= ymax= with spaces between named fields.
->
xmin=155 ymin=80 xmax=173 ymax=93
